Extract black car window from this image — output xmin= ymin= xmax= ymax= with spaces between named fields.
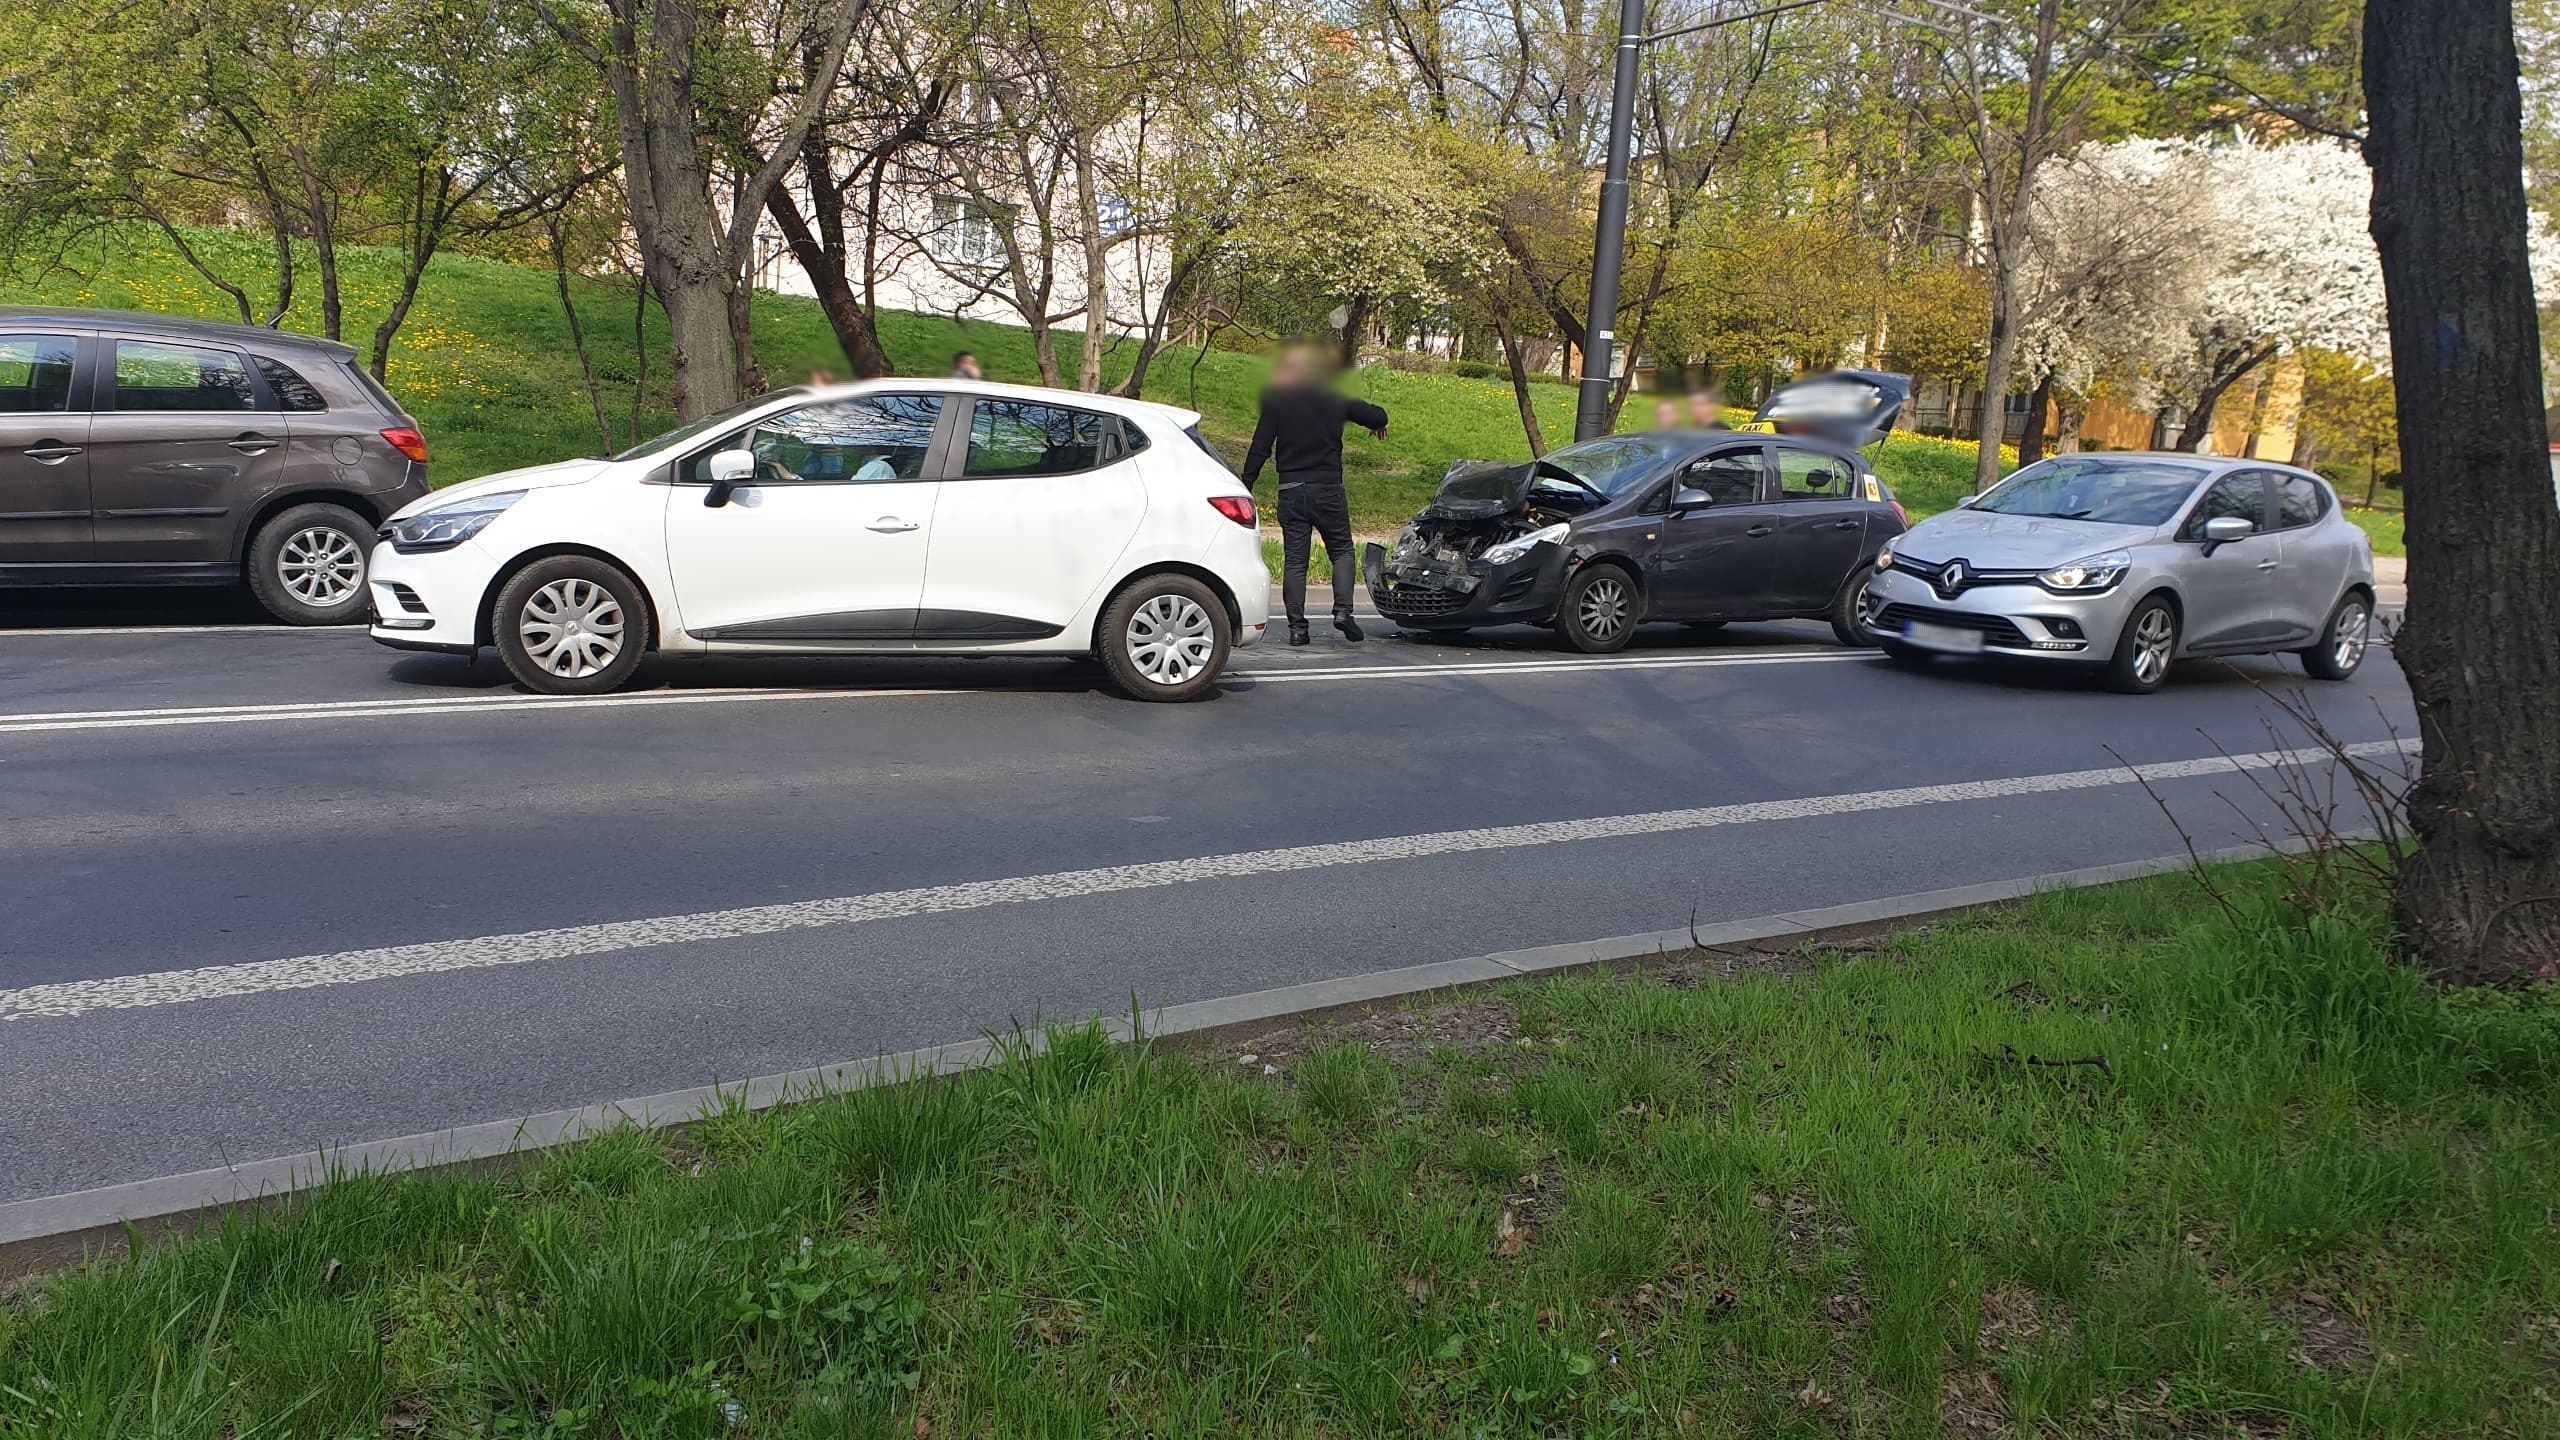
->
xmin=253 ymin=355 xmax=328 ymax=412
xmin=1682 ymin=447 xmax=1767 ymax=508
xmin=730 ymin=394 xmax=944 ymax=483
xmin=2273 ymin=473 xmax=2329 ymax=530
xmin=1538 ymin=432 xmax=1686 ymax=499
xmin=965 ymin=399 xmax=1108 ymax=478
xmin=2178 ymin=473 xmax=2267 ymax=541
xmin=1775 ymin=446 xmax=1856 ymax=500
xmin=112 ymin=339 xmax=258 ymax=412
xmin=0 ymin=334 xmax=76 ymax=413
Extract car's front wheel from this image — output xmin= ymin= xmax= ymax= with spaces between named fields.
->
xmin=493 ymin=556 xmax=650 ymax=696
xmin=2299 ymin=593 xmax=2372 ymax=681
xmin=1099 ymin=573 xmax=1230 ymax=702
xmin=2102 ymin=594 xmax=2180 ymax=695
xmin=246 ymin=502 xmax=374 ymax=625
xmin=1555 ymin=565 xmax=1639 ymax=654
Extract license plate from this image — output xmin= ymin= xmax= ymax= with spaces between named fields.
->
xmin=1904 ymin=619 xmax=1985 ymax=653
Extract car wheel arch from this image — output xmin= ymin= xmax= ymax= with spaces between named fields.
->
xmin=1089 ymin=561 xmax=1242 ymax=654
xmin=234 ymin=487 xmax=393 ymax=573
xmin=478 ymin=542 xmax=662 ymax=651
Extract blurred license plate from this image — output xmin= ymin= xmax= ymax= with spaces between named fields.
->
xmin=1904 ymin=620 xmax=1984 ymax=653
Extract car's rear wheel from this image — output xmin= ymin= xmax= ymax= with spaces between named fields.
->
xmin=246 ymin=502 xmax=374 ymax=626
xmin=1555 ymin=565 xmax=1638 ymax=654
xmin=493 ymin=555 xmax=650 ymax=696
xmin=1099 ymin=573 xmax=1230 ymax=702
xmin=2102 ymin=595 xmax=2179 ymax=694
xmin=2299 ymin=594 xmax=2372 ymax=681
xmin=1828 ymin=568 xmax=1879 ymax=648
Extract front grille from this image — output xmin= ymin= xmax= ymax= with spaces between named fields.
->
xmin=1375 ymin=584 xmax=1472 ymax=617
xmin=1873 ymin=602 xmax=2031 ymax=649
xmin=386 ymin=582 xmax=430 ymax=614
xmin=1886 ymin=554 xmax=2039 ymax=600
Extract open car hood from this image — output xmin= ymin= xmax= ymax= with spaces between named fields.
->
xmin=1752 ymin=370 xmax=1911 ymax=447
xmin=1420 ymin=457 xmax=1599 ymax=520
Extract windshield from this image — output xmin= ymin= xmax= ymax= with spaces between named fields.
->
xmin=1538 ymin=433 xmax=1685 ymax=499
xmin=611 ymin=389 xmax=811 ymax=463
xmin=1974 ymin=456 xmax=2211 ymax=526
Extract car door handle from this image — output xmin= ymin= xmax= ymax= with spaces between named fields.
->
xmin=867 ymin=517 xmax=920 ymax=533
xmin=22 ymin=444 xmax=82 ymax=464
xmin=1830 ymin=519 xmax=1860 ymax=530
xmin=227 ymin=437 xmax=278 ymax=455
xmin=2255 ymin=559 xmax=2280 ymax=571
xmin=1746 ymin=524 xmax=1774 ymax=537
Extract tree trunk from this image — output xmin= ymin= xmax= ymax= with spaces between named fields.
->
xmin=765 ymin=187 xmax=894 ymax=378
xmin=1072 ymin=132 xmax=1111 ymax=394
xmin=2367 ymin=0 xmax=2560 ymax=985
xmin=1972 ymin=282 xmax=2018 ymax=491
xmin=1336 ymin=294 xmax=1371 ymax=370
xmin=548 ymin=216 xmax=616 ymax=454
xmin=1492 ymin=299 xmax=1547 ymax=458
xmin=2016 ymin=371 xmax=2053 ymax=466
xmin=2172 ymin=341 xmax=2278 ymax=453
xmin=2054 ymin=399 xmax=2084 ymax=455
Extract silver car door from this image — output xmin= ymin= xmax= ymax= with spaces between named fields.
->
xmin=2171 ymin=470 xmax=2278 ymax=651
xmin=2268 ymin=471 xmax=2352 ymax=642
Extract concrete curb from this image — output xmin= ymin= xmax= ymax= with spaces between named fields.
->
xmin=0 ymin=839 xmax=2303 ymax=1279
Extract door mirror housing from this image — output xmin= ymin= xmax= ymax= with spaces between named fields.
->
xmin=1671 ymin=486 xmax=1711 ymax=512
xmin=2202 ymin=515 xmax=2256 ymax=546
xmin=704 ymin=447 xmax=754 ymax=507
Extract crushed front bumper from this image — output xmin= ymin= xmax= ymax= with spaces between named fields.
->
xmin=1362 ymin=540 xmax=1569 ymax=628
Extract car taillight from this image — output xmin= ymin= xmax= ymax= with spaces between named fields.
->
xmin=1207 ymin=495 xmax=1257 ymax=528
xmin=1891 ymin=500 xmax=1908 ymax=528
xmin=382 ymin=427 xmax=430 ymax=463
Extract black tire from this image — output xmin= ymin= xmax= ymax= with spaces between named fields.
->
xmin=1098 ymin=572 xmax=1231 ymax=702
xmin=245 ymin=501 xmax=375 ymax=626
xmin=1828 ymin=567 xmax=1879 ymax=648
xmin=2102 ymin=593 xmax=2180 ymax=695
xmin=1554 ymin=564 xmax=1639 ymax=654
xmin=492 ymin=555 xmax=651 ymax=696
xmin=2298 ymin=593 xmax=2373 ymax=681
xmin=1879 ymin=640 xmax=1934 ymax=665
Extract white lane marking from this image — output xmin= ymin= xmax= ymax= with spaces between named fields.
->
xmin=0 ymin=739 xmax=2415 ymax=1022
xmin=0 ymin=649 xmax=1864 ymax=735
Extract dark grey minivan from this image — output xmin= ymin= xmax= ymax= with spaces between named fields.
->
xmin=0 ymin=308 xmax=430 ymax=623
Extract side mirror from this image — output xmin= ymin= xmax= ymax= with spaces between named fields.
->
xmin=2202 ymin=515 xmax=2255 ymax=544
xmin=1671 ymin=486 xmax=1711 ymax=512
xmin=1955 ymin=493 xmax=1978 ymax=508
xmin=704 ymin=447 xmax=754 ymax=507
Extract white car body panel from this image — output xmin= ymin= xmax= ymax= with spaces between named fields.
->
xmin=661 ymin=477 xmax=941 ymax=643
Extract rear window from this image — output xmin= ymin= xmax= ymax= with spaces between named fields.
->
xmin=254 ymin=355 xmax=328 ymax=412
xmin=1184 ymin=424 xmax=1227 ymax=467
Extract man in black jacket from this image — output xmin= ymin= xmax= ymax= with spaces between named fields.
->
xmin=1241 ymin=346 xmax=1390 ymax=644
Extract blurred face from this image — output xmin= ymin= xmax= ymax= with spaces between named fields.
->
xmin=954 ymin=353 xmax=982 ymax=380
xmin=1687 ymin=390 xmax=1721 ymax=426
xmin=1654 ymin=399 xmax=1682 ymax=429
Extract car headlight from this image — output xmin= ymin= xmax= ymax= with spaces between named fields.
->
xmin=2038 ymin=549 xmax=2131 ymax=593
xmin=1875 ymin=542 xmax=1896 ymax=572
xmin=1481 ymin=522 xmax=1569 ymax=565
xmin=387 ymin=490 xmax=524 ymax=552
xmin=1390 ymin=522 xmax=1420 ymax=562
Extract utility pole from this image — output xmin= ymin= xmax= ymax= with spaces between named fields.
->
xmin=1572 ymin=0 xmax=1649 ymax=443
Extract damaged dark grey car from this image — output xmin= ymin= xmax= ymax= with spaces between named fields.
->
xmin=1363 ymin=371 xmax=1914 ymax=652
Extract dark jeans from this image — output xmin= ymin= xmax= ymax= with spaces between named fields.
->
xmin=1278 ymin=482 xmax=1355 ymax=624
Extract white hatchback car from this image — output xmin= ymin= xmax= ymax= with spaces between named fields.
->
xmin=368 ymin=380 xmax=1268 ymax=701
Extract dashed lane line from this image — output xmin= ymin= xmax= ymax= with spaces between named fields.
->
xmin=0 ymin=739 xmax=2414 ymax=1022
xmin=0 ymin=649 xmax=1867 ymax=735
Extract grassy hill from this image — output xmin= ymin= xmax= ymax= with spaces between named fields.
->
xmin=5 ymin=228 xmax=2004 ymax=537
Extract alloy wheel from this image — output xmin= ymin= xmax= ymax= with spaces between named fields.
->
xmin=1124 ymin=592 xmax=1215 ymax=686
xmin=278 ymin=526 xmax=364 ymax=607
xmin=520 ymin=577 xmax=626 ymax=678
xmin=2131 ymin=606 xmax=2175 ymax=686
xmin=2332 ymin=601 xmax=2370 ymax=671
xmin=1578 ymin=575 xmax=1631 ymax=641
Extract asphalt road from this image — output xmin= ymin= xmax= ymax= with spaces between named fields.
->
xmin=0 ymin=587 xmax=2416 ymax=1202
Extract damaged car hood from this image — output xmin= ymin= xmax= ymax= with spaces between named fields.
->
xmin=1420 ymin=458 xmax=1597 ymax=520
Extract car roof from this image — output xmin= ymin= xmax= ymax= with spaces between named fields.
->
xmin=799 ymin=376 xmax=1202 ymax=430
xmin=0 ymin=306 xmax=360 ymax=358
xmin=2021 ymin=449 xmax=2318 ymax=480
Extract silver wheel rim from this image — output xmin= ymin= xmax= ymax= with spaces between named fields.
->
xmin=1125 ymin=593 xmax=1215 ymax=686
xmin=1577 ymin=575 xmax=1631 ymax=640
xmin=519 ymin=577 xmax=626 ymax=679
xmin=2131 ymin=606 xmax=2174 ymax=685
xmin=2332 ymin=602 xmax=2369 ymax=671
xmin=279 ymin=526 xmax=363 ymax=607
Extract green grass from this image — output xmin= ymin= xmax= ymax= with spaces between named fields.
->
xmin=8 ymin=861 xmax=2555 ymax=1437
xmin=1 ymin=227 xmax=2005 ymax=539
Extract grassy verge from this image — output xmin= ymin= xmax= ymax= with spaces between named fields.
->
xmin=7 ymin=862 xmax=2554 ymax=1437
xmin=1 ymin=228 xmax=2006 ymax=538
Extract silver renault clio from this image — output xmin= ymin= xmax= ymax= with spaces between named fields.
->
xmin=1864 ymin=453 xmax=2376 ymax=693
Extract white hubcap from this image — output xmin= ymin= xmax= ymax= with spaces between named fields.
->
xmin=1125 ymin=593 xmax=1215 ymax=686
xmin=521 ymin=578 xmax=626 ymax=678
xmin=2333 ymin=602 xmax=2369 ymax=671
xmin=2131 ymin=606 xmax=2175 ymax=685
xmin=279 ymin=527 xmax=363 ymax=606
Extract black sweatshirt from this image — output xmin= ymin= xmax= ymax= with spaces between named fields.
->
xmin=1240 ymin=385 xmax=1389 ymax=490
